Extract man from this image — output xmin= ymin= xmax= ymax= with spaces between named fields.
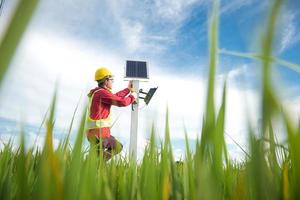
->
xmin=86 ymin=67 xmax=136 ymax=161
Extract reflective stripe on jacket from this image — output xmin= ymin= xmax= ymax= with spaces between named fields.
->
xmin=86 ymin=88 xmax=112 ymax=130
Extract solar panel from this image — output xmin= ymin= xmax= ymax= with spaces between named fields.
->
xmin=125 ymin=60 xmax=149 ymax=79
xmin=144 ymin=87 xmax=157 ymax=105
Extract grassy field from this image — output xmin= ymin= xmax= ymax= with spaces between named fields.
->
xmin=1 ymin=0 xmax=300 ymax=199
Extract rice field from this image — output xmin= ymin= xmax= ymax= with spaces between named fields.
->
xmin=0 ymin=0 xmax=300 ymax=199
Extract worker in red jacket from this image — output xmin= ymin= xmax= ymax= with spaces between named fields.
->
xmin=86 ymin=67 xmax=136 ymax=160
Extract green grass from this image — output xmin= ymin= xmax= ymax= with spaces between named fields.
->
xmin=0 ymin=0 xmax=39 ymax=87
xmin=1 ymin=0 xmax=300 ymax=199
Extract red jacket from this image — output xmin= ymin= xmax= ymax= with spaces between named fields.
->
xmin=86 ymin=87 xmax=135 ymax=139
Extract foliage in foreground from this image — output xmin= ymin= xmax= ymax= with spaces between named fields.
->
xmin=1 ymin=0 xmax=300 ymax=199
xmin=0 ymin=106 xmax=298 ymax=200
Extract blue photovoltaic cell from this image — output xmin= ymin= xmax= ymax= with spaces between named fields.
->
xmin=126 ymin=60 xmax=148 ymax=78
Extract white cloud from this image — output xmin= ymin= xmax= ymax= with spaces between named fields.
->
xmin=105 ymin=0 xmax=204 ymax=54
xmin=120 ymin=20 xmax=144 ymax=52
xmin=0 ymin=30 xmax=119 ymax=128
xmin=221 ymin=0 xmax=254 ymax=15
xmin=278 ymin=10 xmax=300 ymax=53
xmin=227 ymin=64 xmax=246 ymax=80
xmin=154 ymin=0 xmax=201 ymax=21
xmin=283 ymin=96 xmax=300 ymax=124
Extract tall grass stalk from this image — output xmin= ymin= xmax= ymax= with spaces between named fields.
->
xmin=219 ymin=49 xmax=300 ymax=73
xmin=0 ymin=0 xmax=39 ymax=86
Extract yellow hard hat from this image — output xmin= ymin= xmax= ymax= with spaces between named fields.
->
xmin=94 ymin=67 xmax=113 ymax=81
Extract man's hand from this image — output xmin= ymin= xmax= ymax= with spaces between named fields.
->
xmin=128 ymin=80 xmax=134 ymax=92
xmin=131 ymin=91 xmax=137 ymax=99
xmin=131 ymin=92 xmax=138 ymax=104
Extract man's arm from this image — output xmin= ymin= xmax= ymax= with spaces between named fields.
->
xmin=100 ymin=90 xmax=135 ymax=107
xmin=115 ymin=88 xmax=130 ymax=98
xmin=115 ymin=81 xmax=134 ymax=97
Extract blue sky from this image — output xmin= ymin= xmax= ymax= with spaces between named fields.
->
xmin=26 ymin=0 xmax=300 ymax=77
xmin=0 ymin=0 xmax=300 ymax=160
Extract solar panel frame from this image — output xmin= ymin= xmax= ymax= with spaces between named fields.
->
xmin=124 ymin=60 xmax=149 ymax=80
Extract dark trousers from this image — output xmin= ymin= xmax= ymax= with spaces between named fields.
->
xmin=89 ymin=136 xmax=123 ymax=161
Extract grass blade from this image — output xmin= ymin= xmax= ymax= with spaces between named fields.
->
xmin=0 ymin=0 xmax=39 ymax=86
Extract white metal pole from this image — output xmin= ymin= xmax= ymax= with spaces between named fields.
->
xmin=129 ymin=80 xmax=139 ymax=161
